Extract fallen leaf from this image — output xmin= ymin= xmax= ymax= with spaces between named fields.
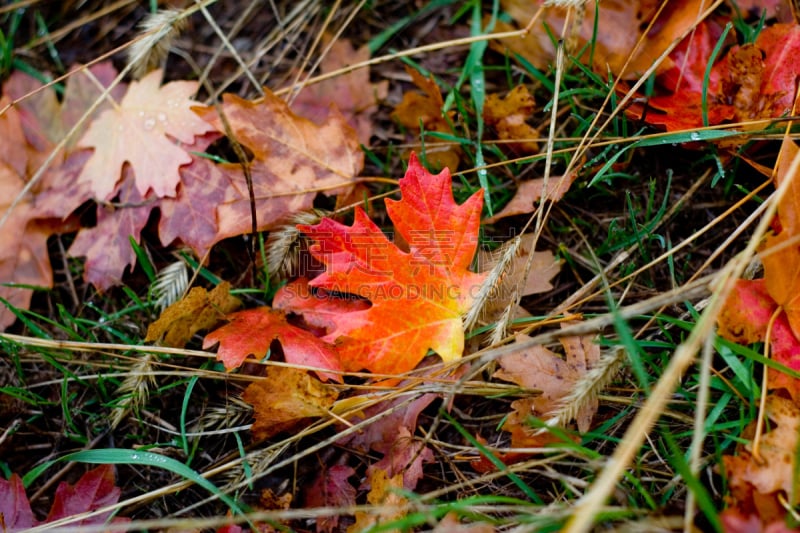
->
xmin=484 ymin=172 xmax=577 ymax=224
xmin=494 ymin=0 xmax=708 ymax=79
xmin=157 ymin=134 xmax=229 ymax=257
xmin=202 ymin=307 xmax=342 ymax=381
xmin=392 ymin=67 xmax=460 ymax=171
xmin=0 ymin=465 xmax=127 ymax=529
xmin=195 ymin=89 xmax=363 ymax=243
xmin=775 ymin=138 xmax=800 ymax=236
xmin=145 ymin=282 xmax=242 ymax=347
xmin=272 ymin=278 xmax=371 ymax=337
xmin=722 ymin=395 xmax=800 ymax=529
xmin=483 ymin=85 xmax=539 ymax=154
xmin=0 ymin=473 xmax=34 ymax=530
xmin=241 ymin=366 xmax=339 ymax=441
xmin=717 ymin=278 xmax=800 ymax=400
xmin=494 ymin=331 xmax=598 ymax=446
xmin=348 ymin=469 xmax=408 ymax=533
xmin=761 ymin=231 xmax=800 ymax=339
xmin=77 ymin=69 xmax=214 ymax=200
xmin=365 ymin=425 xmax=434 ymax=490
xmin=46 ymin=465 xmax=125 ymax=526
xmin=67 ymin=171 xmax=154 ymax=291
xmin=4 ymin=62 xmax=127 ymax=157
xmin=290 ymin=34 xmax=388 ymax=145
xmin=303 ymin=464 xmax=356 ymax=533
xmin=299 ymin=153 xmax=485 ymax=374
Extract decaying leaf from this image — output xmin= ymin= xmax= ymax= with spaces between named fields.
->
xmin=303 ymin=464 xmax=356 ymax=533
xmin=77 ymin=69 xmax=214 ymax=200
xmin=433 ymin=513 xmax=495 ymax=533
xmin=291 ymin=33 xmax=388 ymax=145
xmin=483 ymin=85 xmax=539 ymax=154
xmin=494 ymin=0 xmax=708 ymax=79
xmin=242 ymin=366 xmax=339 ymax=441
xmin=299 ymin=153 xmax=485 ymax=374
xmin=722 ymin=395 xmax=800 ymax=529
xmin=195 ymin=88 xmax=363 ymax=243
xmin=348 ymin=469 xmax=408 ymax=533
xmin=0 ymin=465 xmax=127 ymax=529
xmin=485 ymin=172 xmax=577 ymax=224
xmin=145 ymin=282 xmax=242 ymax=347
xmin=494 ymin=331 xmax=599 ymax=447
xmin=67 ymin=171 xmax=153 ymax=291
xmin=202 ymin=307 xmax=342 ymax=381
xmin=392 ymin=67 xmax=460 ymax=170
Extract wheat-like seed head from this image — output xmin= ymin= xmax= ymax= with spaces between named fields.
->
xmin=127 ymin=9 xmax=189 ymax=78
xmin=110 ymin=353 xmax=156 ymax=429
xmin=266 ymin=209 xmax=328 ymax=281
xmin=151 ymin=260 xmax=189 ymax=311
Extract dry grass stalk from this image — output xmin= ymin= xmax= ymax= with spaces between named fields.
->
xmin=266 ymin=209 xmax=327 ymax=280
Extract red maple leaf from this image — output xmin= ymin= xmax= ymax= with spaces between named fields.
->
xmin=202 ymin=307 xmax=342 ymax=381
xmin=627 ymin=22 xmax=800 ymax=131
xmin=298 ymin=153 xmax=485 ymax=374
xmin=0 ymin=465 xmax=127 ymax=529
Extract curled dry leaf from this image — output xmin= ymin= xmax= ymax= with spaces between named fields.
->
xmin=145 ymin=281 xmax=242 ymax=347
xmin=290 ymin=33 xmax=388 ymax=145
xmin=303 ymin=464 xmax=356 ymax=533
xmin=392 ymin=66 xmax=461 ymax=171
xmin=722 ymin=395 xmax=800 ymax=529
xmin=194 ymin=88 xmax=363 ymax=241
xmin=202 ymin=307 xmax=342 ymax=382
xmin=242 ymin=366 xmax=339 ymax=441
xmin=493 ymin=331 xmax=599 ymax=447
xmin=483 ymin=85 xmax=540 ymax=154
xmin=348 ymin=469 xmax=408 ymax=533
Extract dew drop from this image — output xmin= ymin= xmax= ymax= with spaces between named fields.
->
xmin=143 ymin=117 xmax=156 ymax=130
xmin=157 ymin=112 xmax=167 ymax=122
xmin=689 ymin=132 xmax=701 ymax=142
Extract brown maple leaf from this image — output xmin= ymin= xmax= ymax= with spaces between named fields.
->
xmin=67 ymin=171 xmax=154 ymax=291
xmin=241 ymin=366 xmax=339 ymax=441
xmin=145 ymin=282 xmax=242 ymax=347
xmin=290 ymin=33 xmax=388 ymax=145
xmin=76 ymin=69 xmax=214 ymax=200
xmin=483 ymin=85 xmax=540 ymax=154
xmin=392 ymin=66 xmax=461 ymax=171
xmin=194 ymin=88 xmax=363 ymax=242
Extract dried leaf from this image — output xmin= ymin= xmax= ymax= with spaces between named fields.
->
xmin=77 ymin=69 xmax=214 ymax=200
xmin=392 ymin=67 xmax=460 ymax=170
xmin=485 ymin=172 xmax=577 ymax=223
xmin=299 ymin=153 xmax=485 ymax=374
xmin=67 ymin=172 xmax=153 ymax=291
xmin=495 ymin=0 xmax=708 ymax=79
xmin=483 ymin=85 xmax=539 ymax=154
xmin=0 ymin=473 xmax=34 ymax=530
xmin=291 ymin=34 xmax=388 ymax=145
xmin=348 ymin=470 xmax=408 ymax=533
xmin=433 ymin=513 xmax=495 ymax=533
xmin=145 ymin=282 xmax=242 ymax=347
xmin=241 ymin=366 xmax=339 ymax=441
xmin=303 ymin=465 xmax=356 ymax=533
xmin=194 ymin=89 xmax=363 ymax=242
xmin=203 ymin=307 xmax=342 ymax=381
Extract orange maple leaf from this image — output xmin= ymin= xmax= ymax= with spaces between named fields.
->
xmin=298 ymin=153 xmax=485 ymax=374
xmin=76 ymin=69 xmax=214 ymax=200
